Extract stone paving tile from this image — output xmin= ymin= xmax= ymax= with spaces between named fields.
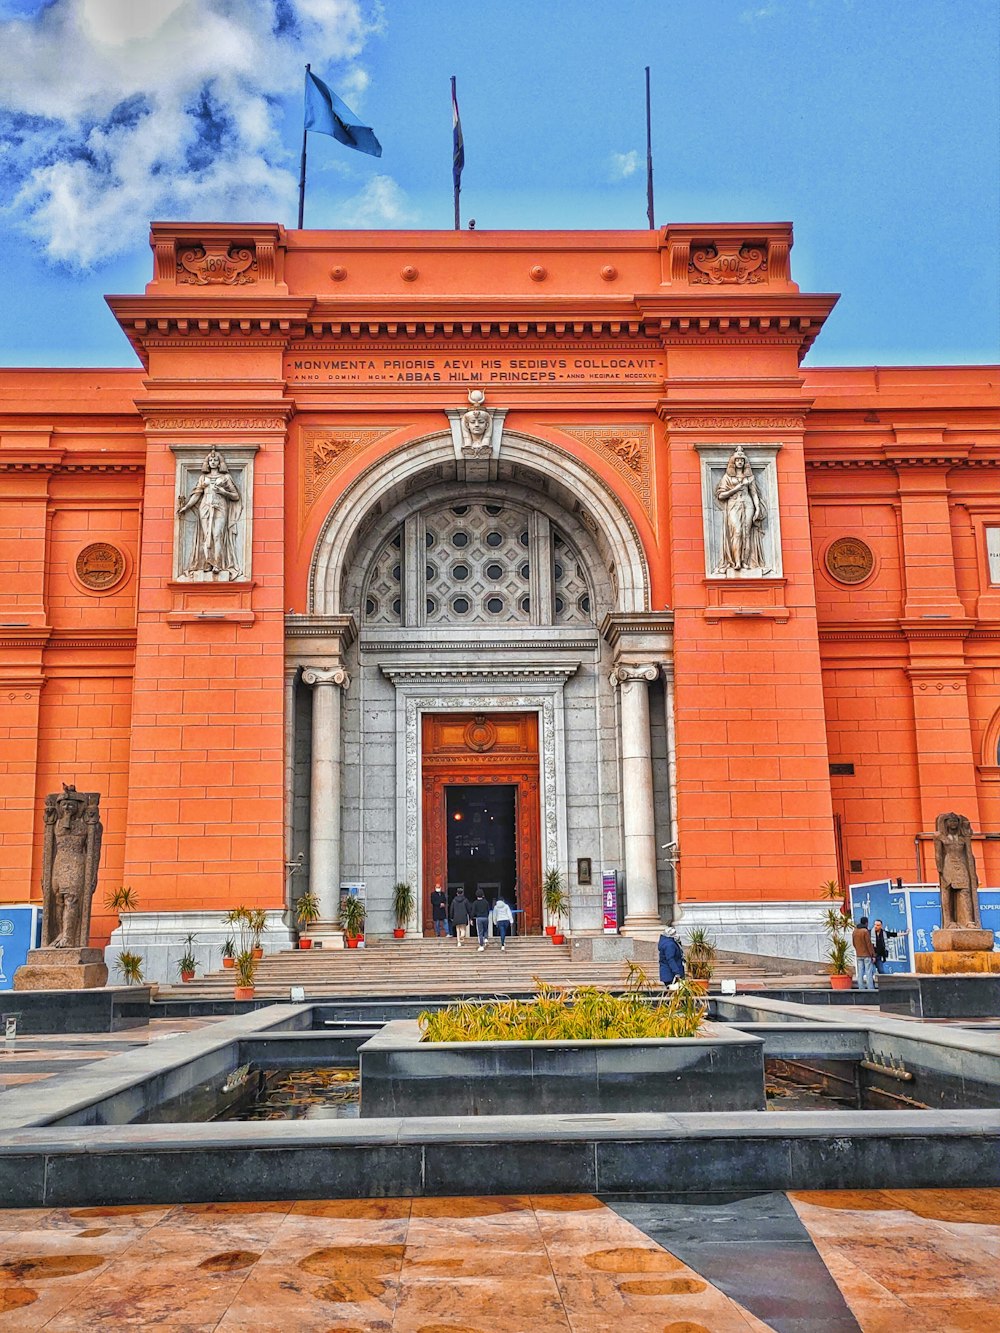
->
xmin=0 ymin=1191 xmax=998 ymax=1329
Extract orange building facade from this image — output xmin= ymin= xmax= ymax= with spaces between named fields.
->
xmin=1 ymin=221 xmax=997 ymax=977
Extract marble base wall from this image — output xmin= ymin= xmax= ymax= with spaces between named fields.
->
xmin=677 ymin=899 xmax=831 ymax=963
xmin=0 ymin=986 xmax=153 ymax=1034
xmin=105 ymin=910 xmax=295 ymax=986
xmin=879 ymin=972 xmax=1000 ymax=1019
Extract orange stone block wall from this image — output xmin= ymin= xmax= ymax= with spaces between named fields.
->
xmin=1 ymin=225 xmax=998 ymax=946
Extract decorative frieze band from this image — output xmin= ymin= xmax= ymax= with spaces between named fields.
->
xmin=148 ymin=416 xmax=288 ymax=431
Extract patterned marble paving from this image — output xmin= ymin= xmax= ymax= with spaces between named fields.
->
xmin=0 ymin=1191 xmax=995 ymax=1330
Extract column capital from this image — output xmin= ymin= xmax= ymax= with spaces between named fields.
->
xmin=302 ymin=665 xmax=350 ymax=689
xmin=610 ymin=663 xmax=659 ymax=688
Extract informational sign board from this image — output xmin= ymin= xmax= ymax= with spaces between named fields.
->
xmin=0 ymin=905 xmax=42 ymax=992
xmin=602 ymin=871 xmax=619 ymax=934
xmin=848 ymin=881 xmax=1000 ymax=970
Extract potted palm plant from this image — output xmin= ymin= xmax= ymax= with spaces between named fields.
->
xmin=233 ymin=950 xmax=257 ymax=1001
xmin=106 ymin=885 xmax=144 ymax=985
xmin=177 ymin=933 xmax=197 ymax=984
xmin=249 ymin=907 xmax=268 ymax=960
xmin=339 ymin=894 xmax=366 ymax=947
xmin=821 ymin=879 xmax=854 ymax=990
xmin=221 ymin=937 xmax=235 ymax=969
xmin=685 ymin=926 xmax=716 ymax=993
xmin=391 ymin=881 xmax=414 ymax=939
xmin=295 ymin=891 xmax=321 ymax=948
xmin=543 ymin=867 xmax=568 ymax=944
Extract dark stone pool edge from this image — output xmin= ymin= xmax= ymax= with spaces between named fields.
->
xmin=0 ymin=1109 xmax=998 ymax=1208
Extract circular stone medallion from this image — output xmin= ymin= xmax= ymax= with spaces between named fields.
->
xmin=75 ymin=542 xmax=125 ymax=591
xmin=826 ymin=537 xmax=874 ymax=585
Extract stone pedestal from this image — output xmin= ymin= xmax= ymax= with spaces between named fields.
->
xmin=13 ymin=947 xmax=109 ymax=991
xmin=931 ymin=927 xmax=994 ymax=952
xmin=915 ymin=949 xmax=1000 ymax=976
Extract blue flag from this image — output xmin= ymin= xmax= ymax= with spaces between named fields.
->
xmin=452 ymin=79 xmax=464 ymax=189
xmin=305 ymin=69 xmax=382 ymax=158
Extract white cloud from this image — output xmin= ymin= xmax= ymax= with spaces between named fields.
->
xmin=337 ymin=173 xmax=416 ymax=227
xmin=609 ymin=150 xmax=640 ymax=182
xmin=0 ymin=0 xmax=400 ymax=267
xmin=740 ymin=3 xmax=779 ymax=22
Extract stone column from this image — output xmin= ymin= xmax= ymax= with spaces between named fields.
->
xmin=612 ymin=664 xmax=662 ymax=935
xmin=302 ymin=666 xmax=350 ymax=922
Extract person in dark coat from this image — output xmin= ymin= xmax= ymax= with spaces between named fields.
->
xmin=872 ymin=918 xmax=908 ymax=973
xmin=430 ymin=882 xmax=449 ymax=937
xmin=658 ymin=925 xmax=685 ymax=988
xmin=450 ymin=889 xmax=470 ymax=947
xmin=471 ymin=889 xmax=491 ymax=950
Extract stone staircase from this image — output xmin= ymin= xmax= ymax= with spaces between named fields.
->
xmin=159 ymin=935 xmax=787 ymax=1001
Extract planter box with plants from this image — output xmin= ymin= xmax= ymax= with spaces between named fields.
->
xmin=224 ymin=906 xmax=261 ymax=999
xmin=359 ymin=975 xmax=765 ymax=1116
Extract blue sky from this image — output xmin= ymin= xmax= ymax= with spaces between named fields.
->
xmin=0 ymin=0 xmax=997 ymax=368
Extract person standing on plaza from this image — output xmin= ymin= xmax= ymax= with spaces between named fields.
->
xmin=872 ymin=919 xmax=908 ymax=973
xmin=853 ymin=915 xmax=877 ymax=990
xmin=472 ymin=888 xmax=491 ymax=950
xmin=492 ymin=894 xmax=514 ymax=950
xmin=450 ymin=888 xmax=470 ymax=947
xmin=430 ymin=882 xmax=449 ymax=938
xmin=658 ymin=925 xmax=685 ymax=988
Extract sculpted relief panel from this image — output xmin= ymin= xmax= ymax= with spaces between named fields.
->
xmin=172 ymin=445 xmax=256 ymax=582
xmin=697 ymin=443 xmax=783 ymax=578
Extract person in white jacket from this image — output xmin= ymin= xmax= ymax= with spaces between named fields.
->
xmin=492 ymin=894 xmax=514 ymax=950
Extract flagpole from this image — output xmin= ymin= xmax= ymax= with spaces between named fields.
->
xmin=645 ymin=65 xmax=655 ymax=230
xmin=297 ymin=63 xmax=310 ymax=229
xmin=451 ymin=75 xmax=460 ymax=231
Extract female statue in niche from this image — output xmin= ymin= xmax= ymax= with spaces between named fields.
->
xmin=177 ymin=448 xmax=243 ymax=579
xmin=934 ymin=811 xmax=982 ymax=930
xmin=714 ymin=445 xmax=769 ymax=574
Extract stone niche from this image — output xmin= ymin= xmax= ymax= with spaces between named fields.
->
xmin=358 ymin=1019 xmax=765 ymax=1116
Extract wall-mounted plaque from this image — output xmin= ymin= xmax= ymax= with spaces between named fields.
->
xmin=826 ymin=537 xmax=874 ymax=585
xmin=75 ymin=542 xmax=125 ymax=590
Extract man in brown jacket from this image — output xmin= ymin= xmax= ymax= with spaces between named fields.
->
xmin=852 ymin=915 xmax=876 ymax=991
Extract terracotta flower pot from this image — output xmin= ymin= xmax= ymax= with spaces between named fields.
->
xmin=298 ymin=938 xmax=312 ymax=950
xmin=552 ymin=933 xmax=565 ymax=945
xmin=393 ymin=928 xmax=405 ymax=939
xmin=545 ymin=925 xmax=557 ymax=936
xmin=252 ymin=947 xmax=263 ymax=961
xmin=222 ymin=957 xmax=234 ymax=969
xmin=830 ymin=973 xmax=853 ymax=990
xmin=234 ymin=986 xmax=255 ymax=1000
xmin=346 ymin=936 xmax=361 ymax=948
xmin=180 ymin=970 xmax=194 ymax=983
xmin=689 ymin=978 xmax=710 ymax=994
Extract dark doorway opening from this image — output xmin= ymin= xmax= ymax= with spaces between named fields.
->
xmin=445 ymin=784 xmax=517 ymax=917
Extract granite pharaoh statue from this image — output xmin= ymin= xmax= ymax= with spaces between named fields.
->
xmin=934 ymin=811 xmax=982 ymax=930
xmin=714 ymin=445 xmax=768 ymax=574
xmin=41 ymin=784 xmax=103 ymax=949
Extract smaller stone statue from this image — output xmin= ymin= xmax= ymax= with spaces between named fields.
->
xmin=177 ymin=448 xmax=243 ymax=579
xmin=460 ymin=389 xmax=494 ymax=458
xmin=934 ymin=811 xmax=982 ymax=930
xmin=714 ymin=445 xmax=769 ymax=575
xmin=41 ymin=784 xmax=103 ymax=949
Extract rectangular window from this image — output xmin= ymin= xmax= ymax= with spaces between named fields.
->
xmin=987 ymin=526 xmax=1000 ymax=584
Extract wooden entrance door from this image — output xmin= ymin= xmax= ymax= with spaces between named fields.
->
xmin=421 ymin=712 xmax=542 ymax=933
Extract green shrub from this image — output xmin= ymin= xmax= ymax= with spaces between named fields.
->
xmin=419 ymin=967 xmax=706 ymax=1042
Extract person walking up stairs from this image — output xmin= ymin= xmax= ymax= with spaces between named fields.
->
xmin=450 ymin=888 xmax=470 ymax=947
